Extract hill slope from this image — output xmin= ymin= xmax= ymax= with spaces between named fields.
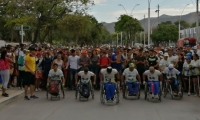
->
xmin=102 ymin=12 xmax=197 ymax=33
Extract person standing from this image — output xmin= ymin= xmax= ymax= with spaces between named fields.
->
xmin=66 ymin=49 xmax=79 ymax=90
xmin=0 ymin=50 xmax=14 ymax=97
xmin=135 ymin=49 xmax=146 ymax=89
xmin=24 ymin=47 xmax=38 ymax=100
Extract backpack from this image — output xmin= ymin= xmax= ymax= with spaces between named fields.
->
xmin=79 ymin=84 xmax=90 ymax=98
xmin=49 ymin=81 xmax=60 ymax=94
xmin=18 ymin=56 xmax=24 ymax=66
xmin=0 ymin=59 xmax=8 ymax=70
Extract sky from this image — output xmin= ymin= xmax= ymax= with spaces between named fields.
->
xmin=89 ymin=0 xmax=198 ymax=23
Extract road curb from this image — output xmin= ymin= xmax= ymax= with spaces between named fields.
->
xmin=0 ymin=91 xmax=24 ymax=108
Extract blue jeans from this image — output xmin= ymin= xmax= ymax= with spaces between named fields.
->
xmin=104 ymin=82 xmax=116 ymax=100
xmin=70 ymin=69 xmax=78 ymax=89
xmin=147 ymin=81 xmax=160 ymax=95
xmin=126 ymin=81 xmax=139 ymax=94
xmin=91 ymin=66 xmax=99 ymax=88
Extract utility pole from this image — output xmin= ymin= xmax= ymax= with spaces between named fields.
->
xmin=144 ymin=15 xmax=146 ymax=46
xmin=155 ymin=4 xmax=160 ymax=25
xmin=196 ymin=0 xmax=199 ymax=42
xmin=148 ymin=0 xmax=151 ymax=47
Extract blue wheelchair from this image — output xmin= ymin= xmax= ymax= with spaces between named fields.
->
xmin=163 ymin=77 xmax=183 ymax=100
xmin=100 ymin=79 xmax=120 ymax=104
xmin=122 ymin=81 xmax=140 ymax=99
xmin=144 ymin=80 xmax=162 ymax=102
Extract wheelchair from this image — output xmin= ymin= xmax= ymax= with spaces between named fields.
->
xmin=144 ymin=81 xmax=162 ymax=102
xmin=75 ymin=79 xmax=94 ymax=101
xmin=122 ymin=81 xmax=140 ymax=99
xmin=163 ymin=78 xmax=183 ymax=99
xmin=100 ymin=81 xmax=120 ymax=105
xmin=46 ymin=80 xmax=65 ymax=100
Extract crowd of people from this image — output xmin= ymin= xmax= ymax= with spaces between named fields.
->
xmin=0 ymin=43 xmax=200 ymax=101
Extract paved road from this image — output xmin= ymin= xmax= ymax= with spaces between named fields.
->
xmin=0 ymin=90 xmax=200 ymax=120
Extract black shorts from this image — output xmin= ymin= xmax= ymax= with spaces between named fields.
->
xmin=24 ymin=72 xmax=35 ymax=86
xmin=192 ymin=75 xmax=198 ymax=78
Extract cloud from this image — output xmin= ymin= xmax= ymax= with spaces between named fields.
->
xmin=93 ymin=0 xmax=107 ymax=4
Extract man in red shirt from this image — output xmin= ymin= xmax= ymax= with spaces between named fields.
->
xmin=98 ymin=52 xmax=110 ymax=69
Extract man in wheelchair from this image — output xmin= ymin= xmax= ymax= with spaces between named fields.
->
xmin=47 ymin=63 xmax=65 ymax=87
xmin=163 ymin=64 xmax=181 ymax=96
xmin=75 ymin=67 xmax=96 ymax=88
xmin=75 ymin=67 xmax=96 ymax=98
xmin=143 ymin=66 xmax=163 ymax=99
xmin=121 ymin=63 xmax=141 ymax=96
xmin=100 ymin=66 xmax=119 ymax=102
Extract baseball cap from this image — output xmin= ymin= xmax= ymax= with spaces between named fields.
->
xmin=129 ymin=63 xmax=135 ymax=68
xmin=186 ymin=56 xmax=191 ymax=60
xmin=164 ymin=53 xmax=169 ymax=57
xmin=158 ymin=51 xmax=163 ymax=55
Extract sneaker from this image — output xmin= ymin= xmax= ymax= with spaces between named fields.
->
xmin=155 ymin=94 xmax=159 ymax=99
xmin=38 ymin=88 xmax=41 ymax=91
xmin=2 ymin=93 xmax=8 ymax=97
xmin=30 ymin=95 xmax=39 ymax=99
xmin=151 ymin=94 xmax=154 ymax=99
xmin=35 ymin=88 xmax=38 ymax=92
xmin=194 ymin=93 xmax=198 ymax=97
xmin=188 ymin=92 xmax=190 ymax=96
xmin=24 ymin=96 xmax=30 ymax=100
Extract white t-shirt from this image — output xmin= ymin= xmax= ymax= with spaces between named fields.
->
xmin=48 ymin=69 xmax=64 ymax=80
xmin=66 ymin=55 xmax=79 ymax=69
xmin=78 ymin=71 xmax=95 ymax=83
xmin=191 ymin=60 xmax=200 ymax=75
xmin=168 ymin=56 xmax=176 ymax=64
xmin=122 ymin=68 xmax=138 ymax=82
xmin=163 ymin=68 xmax=180 ymax=79
xmin=159 ymin=59 xmax=170 ymax=71
xmin=183 ymin=62 xmax=192 ymax=76
xmin=101 ymin=68 xmax=118 ymax=83
xmin=143 ymin=70 xmax=162 ymax=81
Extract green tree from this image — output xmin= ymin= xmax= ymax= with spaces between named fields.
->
xmin=191 ymin=22 xmax=200 ymax=27
xmin=115 ymin=14 xmax=143 ymax=46
xmin=174 ymin=20 xmax=190 ymax=30
xmin=151 ymin=23 xmax=178 ymax=45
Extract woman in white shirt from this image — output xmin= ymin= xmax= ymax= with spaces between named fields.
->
xmin=191 ymin=54 xmax=200 ymax=96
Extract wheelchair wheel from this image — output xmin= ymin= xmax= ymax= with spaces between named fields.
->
xmin=91 ymin=90 xmax=94 ymax=99
xmin=46 ymin=90 xmax=49 ymax=99
xmin=122 ymin=84 xmax=126 ymax=98
xmin=61 ymin=86 xmax=65 ymax=98
xmin=137 ymin=85 xmax=141 ymax=99
xmin=75 ymin=86 xmax=78 ymax=99
xmin=144 ymin=84 xmax=148 ymax=100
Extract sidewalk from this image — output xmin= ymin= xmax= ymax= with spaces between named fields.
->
xmin=0 ymin=88 xmax=24 ymax=107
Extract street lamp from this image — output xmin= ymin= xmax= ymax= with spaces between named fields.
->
xmin=130 ymin=4 xmax=140 ymax=16
xmin=118 ymin=4 xmax=128 ymax=15
xmin=179 ymin=4 xmax=189 ymax=39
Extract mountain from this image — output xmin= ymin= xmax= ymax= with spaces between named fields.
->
xmin=102 ymin=12 xmax=198 ymax=33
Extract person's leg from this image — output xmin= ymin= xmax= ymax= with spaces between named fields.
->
xmin=104 ymin=83 xmax=110 ymax=100
xmin=24 ymin=85 xmax=28 ymax=96
xmin=30 ymin=73 xmax=37 ymax=97
xmin=110 ymin=83 xmax=116 ymax=99
xmin=133 ymin=82 xmax=139 ymax=94
xmin=1 ymin=70 xmax=10 ymax=95
xmin=154 ymin=81 xmax=159 ymax=95
xmin=69 ymin=69 xmax=73 ymax=89
xmin=17 ymin=70 xmax=21 ymax=88
xmin=126 ymin=82 xmax=133 ymax=95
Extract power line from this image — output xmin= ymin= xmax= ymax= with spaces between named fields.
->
xmin=160 ymin=0 xmax=173 ymax=7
